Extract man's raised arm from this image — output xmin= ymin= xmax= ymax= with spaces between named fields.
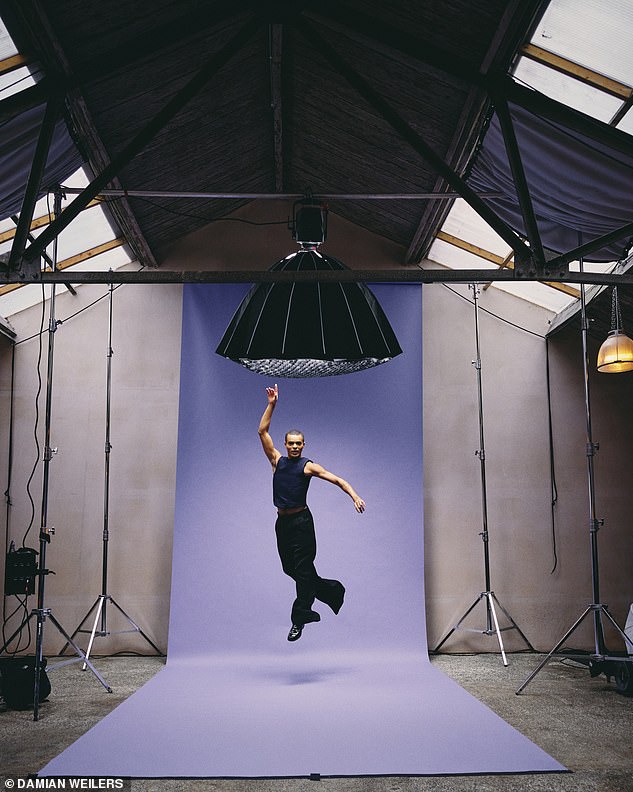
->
xmin=305 ymin=462 xmax=366 ymax=513
xmin=258 ymin=384 xmax=281 ymax=465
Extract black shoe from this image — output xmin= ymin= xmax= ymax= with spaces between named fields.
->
xmin=287 ymin=624 xmax=303 ymax=641
xmin=330 ymin=584 xmax=345 ymax=615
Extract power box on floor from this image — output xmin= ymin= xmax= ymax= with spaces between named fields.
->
xmin=0 ymin=656 xmax=51 ymax=710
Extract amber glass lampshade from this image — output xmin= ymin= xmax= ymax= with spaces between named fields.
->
xmin=597 ymin=329 xmax=633 ymax=373
xmin=597 ymin=286 xmax=633 ymax=373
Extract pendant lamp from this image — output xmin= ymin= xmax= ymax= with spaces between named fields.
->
xmin=596 ymin=286 xmax=633 ymax=373
xmin=215 ymin=203 xmax=402 ymax=378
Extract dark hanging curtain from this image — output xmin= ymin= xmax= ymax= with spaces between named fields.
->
xmin=0 ymin=103 xmax=83 ymax=222
xmin=467 ymin=101 xmax=633 ymax=262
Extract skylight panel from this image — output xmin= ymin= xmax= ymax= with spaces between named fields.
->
xmin=0 ymin=17 xmax=39 ymax=99
xmin=0 ymin=16 xmax=17 ymax=58
xmin=442 ymin=200 xmax=515 ymax=260
xmin=0 ymin=166 xmax=134 ymax=318
xmin=533 ymin=0 xmax=633 ymax=86
xmin=617 ymin=109 xmax=633 ymax=135
xmin=427 ymin=238 xmax=499 ymax=272
xmin=513 ymin=58 xmax=623 ymax=123
xmin=494 ymin=281 xmax=573 ymax=313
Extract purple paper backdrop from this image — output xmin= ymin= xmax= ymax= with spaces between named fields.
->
xmin=40 ymin=284 xmax=565 ymax=778
xmin=168 ymin=283 xmax=425 ymax=657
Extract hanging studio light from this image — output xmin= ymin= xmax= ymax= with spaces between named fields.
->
xmin=596 ymin=286 xmax=633 ymax=373
xmin=215 ymin=203 xmax=402 ymax=378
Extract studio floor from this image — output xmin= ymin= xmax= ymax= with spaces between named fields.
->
xmin=1 ymin=652 xmax=631 ymax=791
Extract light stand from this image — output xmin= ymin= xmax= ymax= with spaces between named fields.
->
xmin=60 ymin=282 xmax=162 ymax=661
xmin=516 ymin=262 xmax=630 ymax=694
xmin=0 ymin=190 xmax=112 ymax=719
xmin=433 ymin=284 xmax=534 ymax=666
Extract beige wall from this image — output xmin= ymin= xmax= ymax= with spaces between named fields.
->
xmin=0 ymin=278 xmax=182 ymax=655
xmin=423 ymin=282 xmax=633 ymax=652
xmin=1 ymin=213 xmax=632 ymax=656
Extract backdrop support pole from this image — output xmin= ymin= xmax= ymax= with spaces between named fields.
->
xmin=433 ymin=284 xmax=534 ymax=665
xmin=0 ymin=189 xmax=112 ymax=719
xmin=60 ymin=282 xmax=162 ymax=661
xmin=516 ymin=261 xmax=630 ymax=693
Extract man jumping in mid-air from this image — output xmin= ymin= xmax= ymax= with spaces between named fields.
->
xmin=258 ymin=384 xmax=365 ymax=642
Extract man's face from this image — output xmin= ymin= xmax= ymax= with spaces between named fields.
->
xmin=285 ymin=434 xmax=305 ymax=458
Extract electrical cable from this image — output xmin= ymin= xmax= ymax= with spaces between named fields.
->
xmin=97 ymin=194 xmax=290 ymax=227
xmin=441 ymin=281 xmax=561 ymax=574
xmin=3 ymin=341 xmax=16 ymax=548
xmin=441 ymin=283 xmax=547 ymax=338
xmin=2 ymin=594 xmax=31 ymax=656
xmin=545 ymin=338 xmax=559 ymax=573
xmin=2 ymin=341 xmax=18 ymax=647
xmin=14 ymin=269 xmax=145 ymax=347
xmin=21 ymin=285 xmax=46 ymax=548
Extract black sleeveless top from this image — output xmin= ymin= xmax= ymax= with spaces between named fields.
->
xmin=273 ymin=456 xmax=311 ymax=509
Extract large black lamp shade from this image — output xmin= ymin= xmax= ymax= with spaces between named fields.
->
xmin=215 ymin=248 xmax=402 ymax=378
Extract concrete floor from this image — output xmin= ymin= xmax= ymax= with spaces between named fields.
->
xmin=1 ymin=653 xmax=632 ymax=791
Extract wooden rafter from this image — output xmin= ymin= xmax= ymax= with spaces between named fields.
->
xmin=435 ymin=230 xmax=580 ymax=297
xmin=521 ymin=44 xmax=633 ymax=101
xmin=0 ymin=238 xmax=126 ymax=296
xmin=0 ymin=200 xmax=101 ymax=244
xmin=0 ymin=53 xmax=31 ymax=75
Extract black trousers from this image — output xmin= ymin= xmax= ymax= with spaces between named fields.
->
xmin=275 ymin=508 xmax=345 ymax=626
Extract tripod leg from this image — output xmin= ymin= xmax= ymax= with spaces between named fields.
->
xmin=485 ymin=592 xmax=508 ymax=666
xmin=83 ymin=595 xmax=107 ymax=669
xmin=599 ymin=606 xmax=633 ymax=650
xmin=491 ymin=592 xmax=535 ymax=651
xmin=516 ymin=605 xmax=593 ymax=694
xmin=433 ymin=594 xmax=484 ymax=653
xmin=109 ymin=598 xmax=163 ymax=655
xmin=47 ymin=613 xmax=112 ymax=693
xmin=58 ymin=598 xmax=101 ymax=656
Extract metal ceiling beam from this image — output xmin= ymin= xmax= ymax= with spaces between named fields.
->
xmin=404 ymin=0 xmax=547 ymax=266
xmin=8 ymin=90 xmax=62 ymax=275
xmin=19 ymin=16 xmax=263 ymax=269
xmin=10 ymin=215 xmax=77 ymax=296
xmin=547 ymin=221 xmax=633 ymax=269
xmin=58 ymin=188 xmax=501 ymax=200
xmin=308 ymin=0 xmax=627 ymax=167
xmin=3 ymin=268 xmax=632 ymax=287
xmin=0 ymin=79 xmax=50 ymax=123
xmin=2 ymin=0 xmax=161 ymax=270
xmin=436 ymin=230 xmax=580 ymax=297
xmin=295 ymin=16 xmax=533 ymax=263
xmin=492 ymin=95 xmax=546 ymax=271
xmin=0 ymin=239 xmax=126 ymax=297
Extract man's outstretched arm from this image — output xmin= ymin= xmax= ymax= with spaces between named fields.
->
xmin=305 ymin=462 xmax=366 ymax=513
xmin=258 ymin=384 xmax=281 ymax=466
